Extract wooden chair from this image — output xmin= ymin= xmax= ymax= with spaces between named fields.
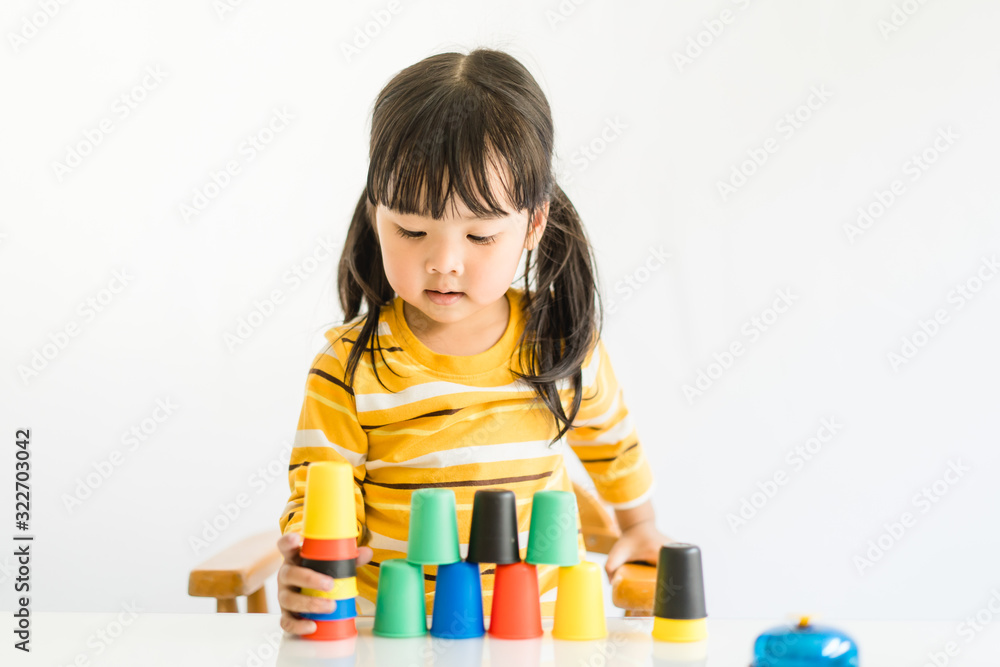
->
xmin=188 ymin=481 xmax=658 ymax=616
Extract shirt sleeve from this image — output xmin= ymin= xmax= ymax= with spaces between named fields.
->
xmin=566 ymin=338 xmax=656 ymax=509
xmin=279 ymin=341 xmax=369 ymax=543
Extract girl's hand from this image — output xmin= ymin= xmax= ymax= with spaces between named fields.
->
xmin=603 ymin=519 xmax=674 ymax=580
xmin=276 ymin=532 xmax=373 ymax=636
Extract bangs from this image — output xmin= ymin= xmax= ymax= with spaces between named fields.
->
xmin=366 ymin=76 xmax=551 ymax=221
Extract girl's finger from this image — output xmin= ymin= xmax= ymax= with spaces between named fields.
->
xmin=356 ymin=546 xmax=374 ymax=566
xmin=281 ymin=589 xmax=338 ymax=615
xmin=282 ymin=563 xmax=336 ymax=592
xmin=280 ymin=609 xmax=317 ymax=636
xmin=604 ymin=538 xmax=631 ymax=578
xmin=276 ymin=532 xmax=302 ymax=560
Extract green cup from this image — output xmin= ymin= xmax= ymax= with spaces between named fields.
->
xmin=373 ymin=558 xmax=428 ymax=637
xmin=526 ymin=490 xmax=581 ymax=566
xmin=406 ymin=488 xmax=461 ymax=565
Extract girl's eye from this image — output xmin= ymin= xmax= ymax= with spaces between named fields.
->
xmin=395 ymin=227 xmax=424 ymax=239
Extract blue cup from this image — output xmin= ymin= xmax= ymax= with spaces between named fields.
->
xmin=300 ymin=597 xmax=357 ymax=621
xmin=430 ymin=561 xmax=485 ymax=638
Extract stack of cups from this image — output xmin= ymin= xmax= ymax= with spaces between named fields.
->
xmin=297 ymin=461 xmax=360 ymax=641
xmin=526 ymin=490 xmax=607 ymax=641
xmin=651 ymin=543 xmax=708 ymax=643
xmin=373 ymin=488 xmax=486 ymax=639
xmin=466 ymin=490 xmax=536 ymax=639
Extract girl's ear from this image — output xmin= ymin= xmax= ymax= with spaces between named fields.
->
xmin=524 ymin=201 xmax=550 ymax=251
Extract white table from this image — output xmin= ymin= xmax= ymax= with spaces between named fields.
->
xmin=9 ymin=613 xmax=1000 ymax=666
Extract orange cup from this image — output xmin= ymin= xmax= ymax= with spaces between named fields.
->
xmin=303 ymin=617 xmax=357 ymax=641
xmin=300 ymin=537 xmax=358 ymax=561
xmin=488 ymin=562 xmax=542 ymax=639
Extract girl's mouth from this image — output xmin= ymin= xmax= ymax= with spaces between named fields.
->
xmin=425 ymin=290 xmax=464 ymax=305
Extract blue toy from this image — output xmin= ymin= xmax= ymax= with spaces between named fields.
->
xmin=752 ymin=616 xmax=859 ymax=667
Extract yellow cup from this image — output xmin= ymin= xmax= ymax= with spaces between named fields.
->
xmin=652 ymin=616 xmax=708 ymax=642
xmin=302 ymin=576 xmax=359 ymax=600
xmin=302 ymin=461 xmax=357 ymax=540
xmin=551 ymin=561 xmax=607 ymax=640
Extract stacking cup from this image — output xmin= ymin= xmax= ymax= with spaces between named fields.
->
xmin=301 ymin=576 xmax=358 ymax=601
xmin=488 ymin=562 xmax=542 ymax=639
xmin=525 ymin=490 xmax=580 ymax=566
xmin=302 ymin=461 xmax=357 ymax=540
xmin=300 ymin=598 xmax=357 ymax=622
xmin=304 ymin=618 xmax=357 ymax=641
xmin=373 ymin=558 xmax=428 ymax=638
xmin=300 ymin=537 xmax=358 ymax=561
xmin=652 ymin=543 xmax=708 ymax=642
xmin=406 ymin=488 xmax=461 ymax=565
xmin=298 ymin=556 xmax=356 ymax=580
xmin=467 ymin=489 xmax=521 ymax=564
xmin=551 ymin=561 xmax=607 ymax=640
xmin=430 ymin=561 xmax=485 ymax=638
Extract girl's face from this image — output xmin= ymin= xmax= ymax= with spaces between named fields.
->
xmin=373 ymin=185 xmax=547 ymax=331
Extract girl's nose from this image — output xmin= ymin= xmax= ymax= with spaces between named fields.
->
xmin=426 ymin=237 xmax=464 ymax=275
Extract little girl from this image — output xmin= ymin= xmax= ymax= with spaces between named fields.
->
xmin=276 ymin=47 xmax=672 ymax=636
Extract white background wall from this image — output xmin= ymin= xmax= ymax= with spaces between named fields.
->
xmin=2 ymin=0 xmax=998 ymax=629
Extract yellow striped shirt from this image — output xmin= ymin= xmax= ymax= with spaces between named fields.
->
xmin=280 ymin=286 xmax=654 ymax=616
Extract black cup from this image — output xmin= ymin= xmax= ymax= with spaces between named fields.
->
xmin=466 ymin=489 xmax=521 ymax=564
xmin=654 ymin=543 xmax=707 ymax=620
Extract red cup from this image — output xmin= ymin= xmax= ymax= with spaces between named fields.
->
xmin=304 ymin=617 xmax=357 ymax=641
xmin=488 ymin=562 xmax=542 ymax=639
xmin=300 ymin=537 xmax=358 ymax=561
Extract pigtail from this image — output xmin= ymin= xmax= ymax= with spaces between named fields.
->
xmin=515 ymin=183 xmax=604 ymax=447
xmin=337 ymin=190 xmax=401 ymax=390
